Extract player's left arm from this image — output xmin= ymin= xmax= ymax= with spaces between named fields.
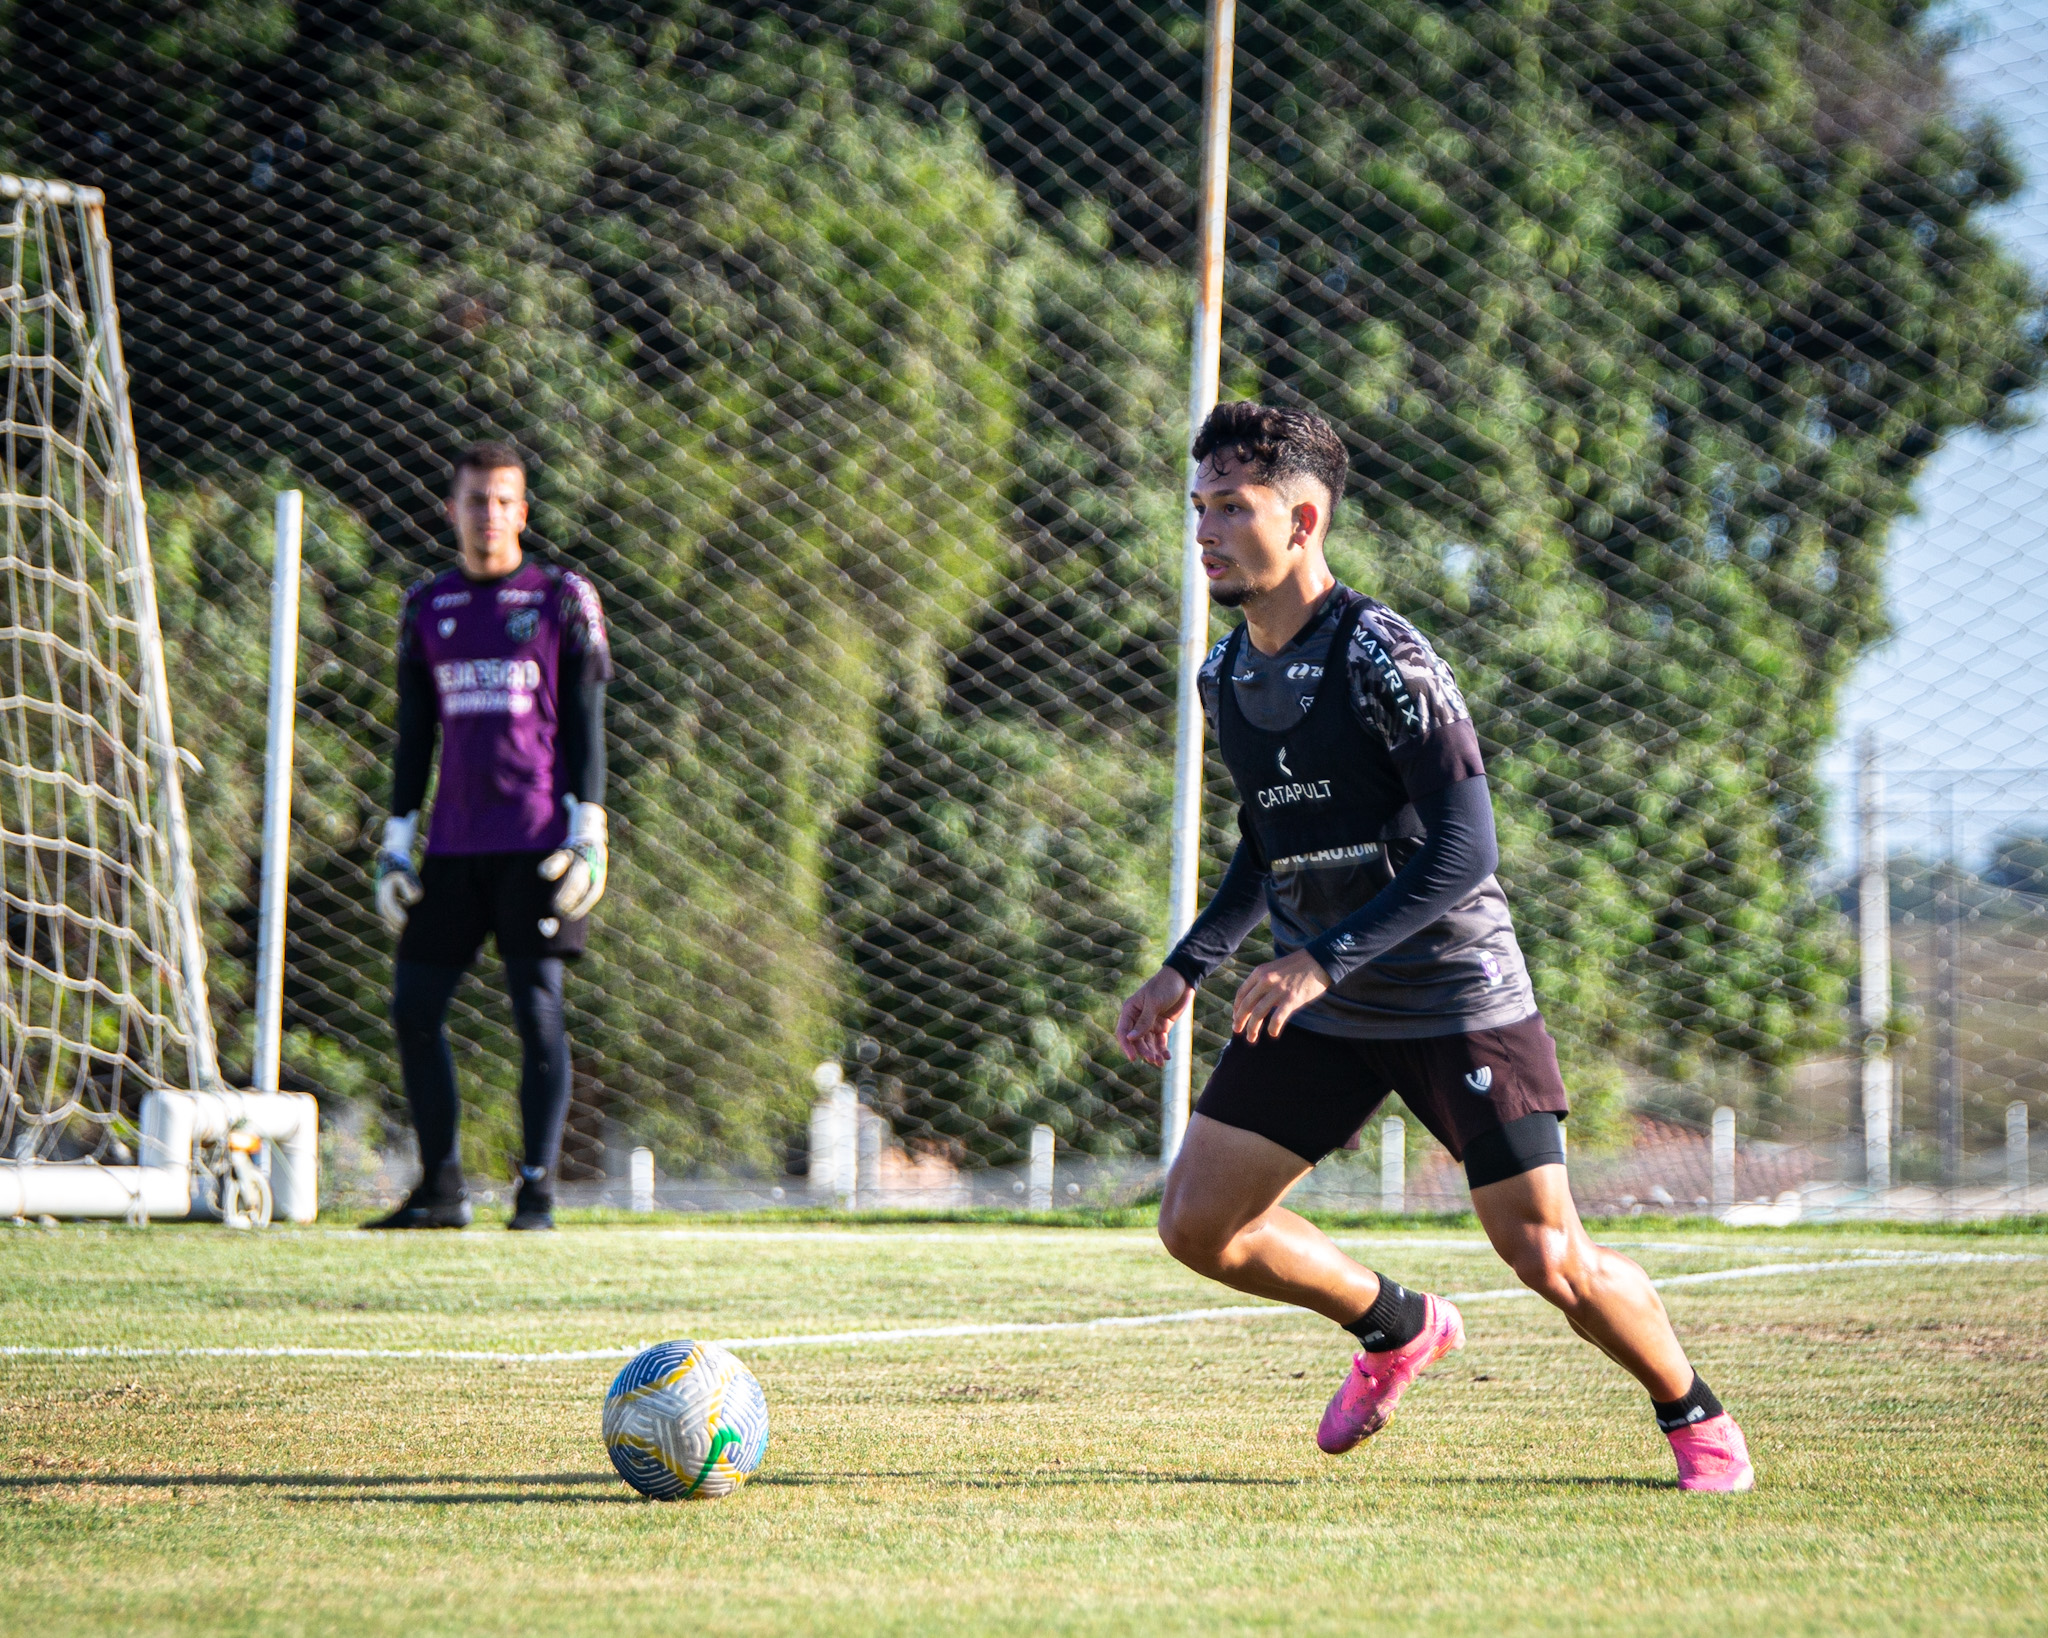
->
xmin=1232 ymin=615 xmax=1498 ymax=1041
xmin=539 ymin=572 xmax=616 ymax=920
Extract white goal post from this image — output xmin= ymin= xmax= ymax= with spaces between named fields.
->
xmin=0 ymin=173 xmax=316 ymax=1222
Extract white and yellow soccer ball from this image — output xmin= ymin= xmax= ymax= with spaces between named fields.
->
xmin=603 ymin=1340 xmax=769 ymax=1500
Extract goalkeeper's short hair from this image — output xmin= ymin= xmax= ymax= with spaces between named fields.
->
xmin=449 ymin=439 xmax=526 ymax=491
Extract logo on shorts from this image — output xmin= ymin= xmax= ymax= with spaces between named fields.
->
xmin=538 ymin=916 xmax=560 ymax=938
xmin=1277 ymin=747 xmax=1294 ymax=778
xmin=505 ymin=608 xmax=539 ymax=642
xmin=1465 ymin=1066 xmax=1493 ymax=1095
xmin=437 ymin=616 xmax=457 ymax=638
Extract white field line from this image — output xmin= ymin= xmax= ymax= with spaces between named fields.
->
xmin=0 ymin=1251 xmax=2035 ymax=1367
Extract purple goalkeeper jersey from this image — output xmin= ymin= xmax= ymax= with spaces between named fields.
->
xmin=398 ymin=561 xmax=612 ymax=855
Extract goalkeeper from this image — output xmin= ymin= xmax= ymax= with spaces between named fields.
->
xmin=365 ymin=442 xmax=613 ymax=1232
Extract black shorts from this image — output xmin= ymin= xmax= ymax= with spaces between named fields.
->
xmin=395 ymin=851 xmax=590 ymax=967
xmin=1194 ymin=1012 xmax=1570 ymax=1188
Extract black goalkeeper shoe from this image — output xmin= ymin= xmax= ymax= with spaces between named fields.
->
xmin=362 ymin=1185 xmax=472 ymax=1230
xmin=507 ymin=1172 xmax=555 ymax=1232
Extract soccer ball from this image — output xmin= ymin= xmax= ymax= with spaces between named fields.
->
xmin=602 ymin=1340 xmax=770 ymax=1500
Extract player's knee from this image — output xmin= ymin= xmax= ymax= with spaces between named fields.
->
xmin=1506 ymin=1236 xmax=1584 ymax=1307
xmin=1156 ymin=1201 xmax=1230 ymax=1276
xmin=390 ymin=978 xmax=449 ymax=1042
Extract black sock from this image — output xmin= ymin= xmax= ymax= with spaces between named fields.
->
xmin=1342 ymin=1274 xmax=1429 ymax=1353
xmin=1652 ymin=1373 xmax=1724 ymax=1433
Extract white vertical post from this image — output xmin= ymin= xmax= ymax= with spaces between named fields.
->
xmin=855 ymin=1106 xmax=883 ymax=1208
xmin=629 ymin=1146 xmax=654 ymax=1213
xmin=2009 ymin=1102 xmax=2030 ymax=1197
xmin=829 ymin=1085 xmax=857 ymax=1207
xmin=1380 ymin=1116 xmax=1405 ymax=1214
xmin=1712 ymin=1106 xmax=1736 ymax=1214
xmin=1161 ymin=0 xmax=1238 ymax=1171
xmin=252 ymin=490 xmax=303 ymax=1095
xmin=1029 ymin=1124 xmax=1055 ymax=1212
xmin=1858 ymin=732 xmax=1892 ymax=1190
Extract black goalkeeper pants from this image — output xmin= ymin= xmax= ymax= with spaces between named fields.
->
xmin=391 ymin=957 xmax=571 ymax=1193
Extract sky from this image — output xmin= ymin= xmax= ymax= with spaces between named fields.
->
xmin=1821 ymin=0 xmax=2048 ymax=863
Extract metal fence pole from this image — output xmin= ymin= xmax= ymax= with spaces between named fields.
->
xmin=1858 ymin=731 xmax=1892 ymax=1190
xmin=2009 ymin=1102 xmax=2030 ymax=1197
xmin=1161 ymin=0 xmax=1237 ymax=1171
xmin=252 ymin=490 xmax=302 ymax=1095
xmin=629 ymin=1146 xmax=654 ymax=1213
xmin=1935 ymin=784 xmax=1961 ymax=1186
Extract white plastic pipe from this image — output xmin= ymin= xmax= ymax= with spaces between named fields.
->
xmin=1380 ymin=1116 xmax=1405 ymax=1214
xmin=1712 ymin=1106 xmax=1736 ymax=1214
xmin=0 ymin=1090 xmax=316 ymax=1222
xmin=1029 ymin=1124 xmax=1055 ymax=1212
xmin=630 ymin=1146 xmax=654 ymax=1212
xmin=252 ymin=491 xmax=303 ymax=1096
xmin=1161 ymin=0 xmax=1238 ymax=1171
xmin=2010 ymin=1102 xmax=2030 ymax=1196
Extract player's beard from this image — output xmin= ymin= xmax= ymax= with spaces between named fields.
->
xmin=1210 ymin=582 xmax=1250 ymax=609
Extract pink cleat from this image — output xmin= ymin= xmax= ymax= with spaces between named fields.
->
xmin=1315 ymin=1294 xmax=1464 ymax=1454
xmin=1667 ymin=1413 xmax=1755 ymax=1492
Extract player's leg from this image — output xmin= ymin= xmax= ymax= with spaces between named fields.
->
xmin=1421 ymin=1015 xmax=1754 ymax=1490
xmin=1158 ymin=1027 xmax=1463 ymax=1452
xmin=493 ymin=850 xmax=592 ymax=1230
xmin=364 ymin=959 xmax=472 ymax=1228
xmin=503 ymin=954 xmax=570 ymax=1230
xmin=1468 ymin=1164 xmax=1752 ymax=1489
xmin=1158 ymin=1112 xmax=1378 ymax=1319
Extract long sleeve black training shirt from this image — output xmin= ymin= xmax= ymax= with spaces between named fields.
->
xmin=1164 ymin=775 xmax=1500 ymax=990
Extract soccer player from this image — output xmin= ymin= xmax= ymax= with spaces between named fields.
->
xmin=1116 ymin=402 xmax=1753 ymax=1491
xmin=365 ymin=442 xmax=613 ymax=1232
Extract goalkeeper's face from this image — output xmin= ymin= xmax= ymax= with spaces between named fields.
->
xmin=1191 ymin=454 xmax=1326 ymax=610
xmin=449 ymin=464 xmax=529 ymax=578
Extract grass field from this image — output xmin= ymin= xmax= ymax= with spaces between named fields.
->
xmin=3 ymin=1215 xmax=2046 ymax=1636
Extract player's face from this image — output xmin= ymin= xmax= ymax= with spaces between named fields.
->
xmin=1190 ymin=456 xmax=1320 ymax=609
xmin=448 ymin=464 xmax=528 ymax=577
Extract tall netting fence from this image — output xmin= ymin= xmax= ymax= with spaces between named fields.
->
xmin=4 ymin=1 xmax=2044 ymax=1216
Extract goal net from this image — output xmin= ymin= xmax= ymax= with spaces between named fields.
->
xmin=0 ymin=175 xmax=219 ymax=1163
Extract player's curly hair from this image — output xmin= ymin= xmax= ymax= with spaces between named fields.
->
xmin=448 ymin=439 xmax=526 ymax=491
xmin=1191 ymin=402 xmax=1348 ymax=521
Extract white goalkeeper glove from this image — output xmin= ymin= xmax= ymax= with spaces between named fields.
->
xmin=375 ymin=812 xmax=423 ymax=934
xmin=539 ymin=796 xmax=608 ymax=921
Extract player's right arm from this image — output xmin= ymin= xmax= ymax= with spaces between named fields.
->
xmin=377 ymin=583 xmax=437 ymax=933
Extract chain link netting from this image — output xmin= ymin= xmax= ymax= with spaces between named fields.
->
xmin=3 ymin=0 xmax=2044 ymax=1216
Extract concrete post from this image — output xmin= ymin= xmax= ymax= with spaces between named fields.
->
xmin=2009 ymin=1102 xmax=2030 ymax=1197
xmin=1380 ymin=1116 xmax=1405 ymax=1215
xmin=629 ymin=1146 xmax=654 ymax=1212
xmin=1029 ymin=1124 xmax=1055 ymax=1212
xmin=1712 ymin=1106 xmax=1736 ymax=1214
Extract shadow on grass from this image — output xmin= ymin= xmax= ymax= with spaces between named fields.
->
xmin=3 ymin=1466 xmax=1298 ymax=1497
xmin=755 ymin=1468 xmax=1301 ymax=1489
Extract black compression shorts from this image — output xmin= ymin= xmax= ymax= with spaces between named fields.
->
xmin=396 ymin=851 xmax=590 ymax=967
xmin=1193 ymin=1011 xmax=1569 ymax=1187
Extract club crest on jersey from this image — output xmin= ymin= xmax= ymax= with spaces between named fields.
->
xmin=1465 ymin=1066 xmax=1493 ymax=1095
xmin=437 ymin=616 xmax=457 ymax=637
xmin=505 ymin=609 xmax=539 ymax=642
